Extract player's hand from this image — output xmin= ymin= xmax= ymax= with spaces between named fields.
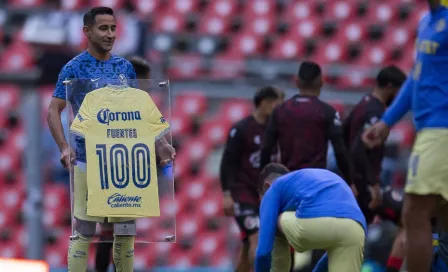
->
xmin=350 ymin=184 xmax=359 ymax=198
xmin=157 ymin=143 xmax=176 ymax=166
xmin=223 ymin=192 xmax=234 ymax=216
xmin=368 ymin=184 xmax=382 ymax=210
xmin=362 ymin=121 xmax=390 ymax=149
xmin=60 ymin=146 xmax=76 ymax=170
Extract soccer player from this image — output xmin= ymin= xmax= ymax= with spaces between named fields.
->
xmin=94 ymin=55 xmax=152 ymax=272
xmin=343 ymin=65 xmax=406 ymax=224
xmin=260 ymin=61 xmax=355 ymax=192
xmin=46 ymin=7 xmax=174 ymax=272
xmin=255 ymin=163 xmax=366 ymax=272
xmin=362 ymin=1 xmax=448 ymax=271
xmin=220 ymin=86 xmax=284 ymax=272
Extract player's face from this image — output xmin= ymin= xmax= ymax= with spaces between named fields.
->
xmin=86 ymin=14 xmax=116 ymax=52
xmin=262 ymin=98 xmax=283 ymax=116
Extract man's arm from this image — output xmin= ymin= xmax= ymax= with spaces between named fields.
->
xmin=382 ymin=76 xmax=413 ymax=127
xmin=327 ymin=110 xmax=353 ymax=185
xmin=255 ymin=187 xmax=281 ymax=272
xmin=219 ymin=126 xmax=243 ymax=194
xmin=260 ymin=108 xmax=279 ymax=170
xmin=47 ymin=98 xmax=67 ymax=151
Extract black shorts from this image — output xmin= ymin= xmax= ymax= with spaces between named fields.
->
xmin=233 ymin=203 xmax=259 ymax=243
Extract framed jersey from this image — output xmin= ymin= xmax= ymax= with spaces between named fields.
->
xmin=65 ymin=78 xmax=175 ymax=244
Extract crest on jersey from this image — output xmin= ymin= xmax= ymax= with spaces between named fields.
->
xmin=160 ymin=116 xmax=166 ymax=124
xmin=244 ymin=216 xmax=260 ymax=230
xmin=254 ymin=135 xmax=261 ymax=144
xmin=119 ymin=74 xmax=127 ymax=84
xmin=436 ymin=19 xmax=446 ymax=32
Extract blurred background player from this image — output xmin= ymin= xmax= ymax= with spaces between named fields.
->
xmin=94 ymin=55 xmax=151 ymax=272
xmin=363 ymin=1 xmax=448 ymax=271
xmin=220 ymin=86 xmax=284 ymax=272
xmin=255 ymin=164 xmax=366 ymax=272
xmin=343 ymin=65 xmax=406 ymax=223
xmin=260 ymin=61 xmax=354 ymax=190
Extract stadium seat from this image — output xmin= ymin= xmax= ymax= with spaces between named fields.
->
xmin=177 ymin=212 xmax=206 ymax=238
xmin=337 ymin=21 xmax=369 ymax=43
xmin=269 ymin=36 xmax=305 ymax=60
xmin=0 ymin=242 xmax=23 ymax=259
xmin=288 ymin=18 xmax=322 ymax=40
xmin=60 ymin=0 xmax=85 ymax=10
xmin=7 ymin=0 xmax=44 ymax=8
xmin=227 ymin=32 xmax=264 ymax=57
xmin=338 ymin=69 xmax=373 ymax=88
xmin=198 ymin=14 xmax=230 ymax=35
xmin=242 ymin=15 xmax=276 ymax=36
xmin=44 ymin=184 xmax=69 ymax=211
xmin=388 ymin=120 xmax=415 ymax=149
xmin=198 ymin=118 xmax=231 ymax=146
xmin=170 ymin=114 xmax=192 ymax=137
xmin=173 ymin=91 xmax=207 ymax=117
xmin=0 ymin=207 xmax=17 ymax=229
xmin=172 ymin=0 xmax=199 ymax=13
xmin=205 ymin=0 xmax=238 ymax=18
xmin=0 ymin=146 xmax=21 ymax=179
xmin=45 ymin=245 xmax=66 ymax=268
xmin=366 ymin=2 xmax=396 ymax=24
xmin=218 ymin=99 xmax=253 ymax=124
xmin=314 ymin=39 xmax=349 ymax=65
xmin=153 ymin=11 xmax=186 ymax=33
xmin=325 ymin=1 xmax=356 ymax=21
xmin=0 ymin=184 xmax=24 ymax=211
xmin=356 ymin=43 xmax=390 ymax=67
xmin=283 ymin=1 xmax=318 ymax=22
xmin=131 ymin=0 xmax=161 ymax=16
xmin=168 ymin=54 xmax=204 ymax=80
xmin=194 ymin=231 xmax=226 ymax=256
xmin=11 ymin=226 xmax=27 ymax=249
xmin=209 ymin=53 xmax=245 ymax=79
xmin=8 ymin=127 xmax=25 ymax=153
xmin=91 ymin=0 xmax=124 ymax=9
xmin=243 ymin=0 xmax=276 ymax=17
xmin=0 ymin=41 xmax=35 ymax=72
xmin=198 ymin=192 xmax=223 ymax=218
xmin=0 ymin=84 xmax=20 ymax=111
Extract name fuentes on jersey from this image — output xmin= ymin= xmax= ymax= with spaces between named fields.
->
xmin=107 ymin=128 xmax=138 ymax=138
xmin=97 ymin=109 xmax=142 ymax=125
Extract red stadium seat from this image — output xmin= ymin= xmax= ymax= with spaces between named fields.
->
xmin=8 ymin=126 xmax=25 ymax=153
xmin=7 ymin=0 xmax=44 ymax=8
xmin=0 ymin=84 xmax=20 ymax=111
xmin=227 ymin=32 xmax=264 ymax=57
xmin=131 ymin=0 xmax=161 ymax=16
xmin=134 ymin=249 xmax=156 ymax=271
xmin=136 ymin=217 xmax=157 ymax=233
xmin=205 ymin=0 xmax=238 ymax=18
xmin=46 ymin=245 xmax=66 ymax=268
xmin=44 ymin=184 xmax=69 ymax=211
xmin=172 ymin=0 xmax=199 ymax=13
xmin=198 ymin=192 xmax=223 ymax=218
xmin=160 ymin=196 xmax=179 ymax=218
xmin=11 ymin=226 xmax=27 ymax=250
xmin=289 ymin=18 xmax=322 ymax=40
xmin=60 ymin=0 xmax=85 ymax=10
xmin=44 ymin=208 xmax=66 ymax=228
xmin=168 ymin=54 xmax=204 ymax=80
xmin=383 ymin=25 xmax=414 ymax=51
xmin=0 ymin=146 xmax=21 ymax=178
xmin=325 ymin=1 xmax=356 ymax=21
xmin=366 ymin=2 xmax=396 ymax=24
xmin=388 ymin=120 xmax=415 ymax=149
xmin=269 ymin=36 xmax=306 ymax=60
xmin=283 ymin=1 xmax=316 ymax=22
xmin=356 ymin=44 xmax=390 ymax=67
xmin=0 ymin=184 xmax=24 ymax=211
xmin=0 ymin=41 xmax=34 ymax=72
xmin=198 ymin=118 xmax=232 ymax=146
xmin=173 ymin=153 xmax=190 ymax=180
xmin=0 ymin=207 xmax=17 ymax=229
xmin=337 ymin=21 xmax=368 ymax=43
xmin=242 ymin=15 xmax=276 ymax=36
xmin=153 ymin=11 xmax=186 ymax=33
xmin=218 ymin=99 xmax=253 ymax=124
xmin=185 ymin=180 xmax=207 ymax=201
xmin=338 ymin=69 xmax=373 ymax=88
xmin=0 ymin=242 xmax=23 ymax=259
xmin=314 ymin=39 xmax=349 ymax=65
xmin=209 ymin=53 xmax=245 ymax=79
xmin=91 ymin=0 xmax=124 ymax=9
xmin=244 ymin=0 xmax=276 ymax=17
xmin=177 ymin=212 xmax=206 ymax=238
xmin=170 ymin=114 xmax=192 ymax=137
xmin=194 ymin=231 xmax=226 ymax=255
xmin=173 ymin=91 xmax=207 ymax=117
xmin=198 ymin=14 xmax=230 ymax=35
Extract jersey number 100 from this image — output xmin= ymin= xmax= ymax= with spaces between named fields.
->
xmin=95 ymin=143 xmax=151 ymax=190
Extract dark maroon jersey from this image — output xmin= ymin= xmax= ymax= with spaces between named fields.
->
xmin=343 ymin=94 xmax=386 ymax=186
xmin=220 ymin=115 xmax=269 ymax=205
xmin=260 ymin=94 xmax=352 ymax=183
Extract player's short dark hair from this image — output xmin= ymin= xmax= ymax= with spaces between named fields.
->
xmin=259 ymin=163 xmax=290 ymax=193
xmin=298 ymin=61 xmax=322 ymax=88
xmin=83 ymin=6 xmax=115 ymax=27
xmin=253 ymin=86 xmax=283 ymax=108
xmin=128 ymin=56 xmax=151 ymax=79
xmin=376 ymin=65 xmax=406 ymax=88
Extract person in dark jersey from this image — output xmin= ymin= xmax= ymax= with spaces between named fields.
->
xmin=343 ymin=65 xmax=406 ymax=223
xmin=94 ymin=55 xmax=152 ymax=272
xmin=220 ymin=86 xmax=284 ymax=272
xmin=47 ymin=7 xmax=174 ymax=272
xmin=260 ymin=61 xmax=355 ymax=193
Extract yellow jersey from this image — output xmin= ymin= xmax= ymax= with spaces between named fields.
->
xmin=70 ymin=85 xmax=170 ymax=217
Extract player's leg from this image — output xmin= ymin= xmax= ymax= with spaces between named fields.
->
xmin=402 ymin=194 xmax=437 ymax=272
xmin=324 ymin=219 xmax=365 ymax=272
xmin=386 ymin=228 xmax=406 ymax=272
xmin=69 ymin=164 xmax=104 ymax=271
xmin=111 ymin=220 xmax=136 ymax=272
xmin=68 ymin=219 xmax=97 ymax=272
xmin=95 ymin=223 xmax=114 ymax=272
xmin=234 ymin=203 xmax=259 ymax=271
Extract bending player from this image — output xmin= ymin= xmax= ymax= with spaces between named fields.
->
xmin=220 ymin=86 xmax=283 ymax=272
xmin=255 ymin=163 xmax=366 ymax=272
xmin=94 ymin=55 xmax=152 ymax=272
xmin=47 ymin=7 xmax=174 ymax=272
xmin=362 ymin=1 xmax=448 ymax=271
